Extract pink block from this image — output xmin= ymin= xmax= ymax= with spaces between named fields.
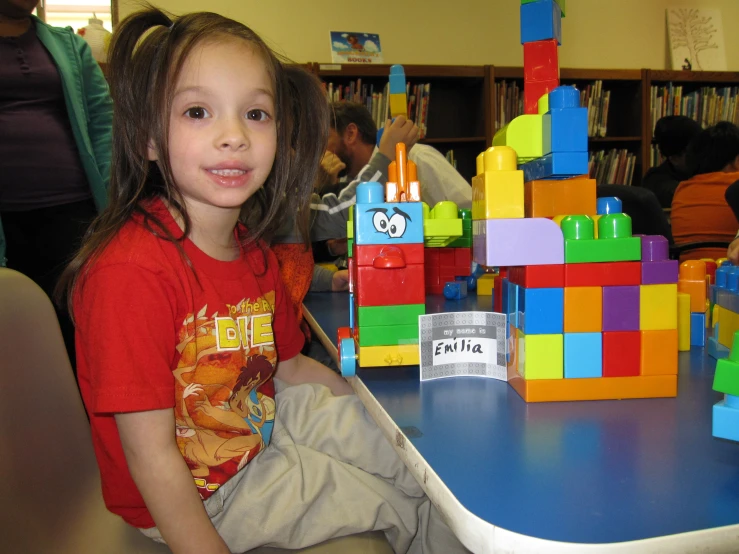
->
xmin=473 ymin=218 xmax=564 ymax=267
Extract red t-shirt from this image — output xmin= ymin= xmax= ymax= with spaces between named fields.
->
xmin=74 ymin=199 xmax=304 ymax=528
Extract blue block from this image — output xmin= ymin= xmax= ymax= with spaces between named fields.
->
xmin=716 ymin=286 xmax=739 ymax=314
xmin=389 ymin=65 xmax=406 ymax=94
xmin=564 ymin=333 xmax=602 ymax=378
xmin=443 ymin=281 xmax=468 ymax=300
xmin=713 ymin=397 xmax=739 ymax=441
xmin=520 ymin=287 xmax=564 ymax=335
xmin=690 ymin=312 xmax=706 ymax=347
xmin=520 ymin=0 xmax=562 ymax=45
xmin=543 ymin=86 xmax=587 ymax=154
xmin=348 ymin=293 xmax=355 ymax=331
xmin=354 ymin=201 xmax=424 ymax=245
xmin=520 ymin=151 xmax=589 ymax=182
xmin=597 ymin=196 xmax=623 ymax=215
xmin=508 ymin=281 xmax=520 ymax=330
xmin=708 ymin=335 xmax=730 ymax=360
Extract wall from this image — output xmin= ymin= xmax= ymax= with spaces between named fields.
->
xmin=118 ymin=0 xmax=739 ymax=70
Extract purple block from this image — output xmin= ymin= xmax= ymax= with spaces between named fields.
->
xmin=642 ymin=260 xmax=678 ymax=284
xmin=473 ymin=218 xmax=564 ymax=267
xmin=641 ymin=235 xmax=669 ymax=262
xmin=602 ymin=286 xmax=640 ymax=331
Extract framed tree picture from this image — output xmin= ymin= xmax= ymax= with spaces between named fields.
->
xmin=667 ymin=8 xmax=727 ymax=71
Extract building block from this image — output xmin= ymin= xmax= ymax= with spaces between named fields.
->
xmin=703 ymin=259 xmax=718 ymax=284
xmin=602 ymin=331 xmax=641 ymax=377
xmin=508 ymin=264 xmax=565 ymax=288
xmin=386 ymin=143 xmax=421 ymax=203
xmin=478 ymin=274 xmax=495 ymax=296
xmin=597 ymin=196 xmax=622 ymax=215
xmin=354 ymin=186 xmax=424 ymax=246
xmin=471 ymin=146 xmax=525 ymax=219
xmin=522 ymin=0 xmax=566 ymax=17
xmin=640 ymin=329 xmax=678 ymax=375
xmin=473 ymin=218 xmax=564 ymax=267
xmin=493 ymin=114 xmax=544 ymax=162
xmin=357 ymin=344 xmax=420 ymax=367
xmin=640 ymin=284 xmax=678 ymax=330
xmin=523 ymin=38 xmax=559 ymax=82
xmin=708 ymin=335 xmax=730 ymax=359
xmin=691 ymin=312 xmax=706 ymax=347
xmin=564 ymin=332 xmax=602 ymax=378
xmin=713 ymin=397 xmax=739 ymax=442
xmin=520 ymin=0 xmax=563 ymax=44
xmin=521 ymin=332 xmax=564 ymax=380
xmin=524 ymin=177 xmax=596 ymax=218
xmin=543 ymin=86 xmax=588 ymax=154
xmin=423 ymin=201 xmax=463 ymax=247
xmin=641 ymin=234 xmax=669 ymax=262
xmin=448 ymin=209 xmax=472 ymax=248
xmin=561 ymin=214 xmax=641 ymax=264
xmin=524 ymin=78 xmax=560 ymax=115
xmin=357 ymin=324 xmax=418 ymax=347
xmin=564 ymin=261 xmax=641 ymax=287
xmin=564 ymin=286 xmax=602 ymax=333
xmin=678 ymin=260 xmax=707 ymax=313
xmin=642 ymin=260 xmax=679 ymax=285
xmin=355 ymin=265 xmax=425 ymax=307
xmin=389 ymin=93 xmax=407 ymax=119
xmin=520 ymin=287 xmax=564 ymax=334
xmin=354 ymin=243 xmax=425 ymax=267
xmin=443 ymin=281 xmax=468 ymax=300
xmin=677 ymin=292 xmax=691 ymax=351
xmin=357 ymin=304 xmax=425 ymax=327
xmin=520 ymin=151 xmax=588 ymax=181
xmin=508 ymin=374 xmax=677 ymax=403
xmin=718 ymin=306 xmax=739 ymax=349
xmin=388 ymin=64 xmax=406 ymax=94
xmin=602 ymin=285 xmax=640 ymax=331
xmin=714 ymin=333 xmax=739 ymax=395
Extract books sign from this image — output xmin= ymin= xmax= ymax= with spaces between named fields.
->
xmin=330 ymin=31 xmax=383 ymax=64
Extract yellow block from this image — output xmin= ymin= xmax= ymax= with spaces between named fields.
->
xmin=718 ymin=306 xmax=739 ymax=349
xmin=471 ymin=146 xmax=524 ymax=219
xmin=640 ymin=284 xmax=678 ymax=330
xmin=677 ymin=292 xmax=691 ymax=351
xmin=522 ymin=333 xmax=564 ymax=380
xmin=389 ymin=93 xmax=407 ymax=118
xmin=492 ymin=114 xmax=543 ymax=161
xmin=713 ymin=303 xmax=720 ymax=329
xmin=358 ymin=344 xmax=419 ymax=367
xmin=477 ymin=274 xmax=495 ymax=295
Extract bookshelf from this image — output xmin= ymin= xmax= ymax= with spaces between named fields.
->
xmin=312 ymin=63 xmax=490 ymax=182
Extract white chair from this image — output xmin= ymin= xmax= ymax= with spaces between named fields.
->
xmin=0 ymin=268 xmax=391 ymax=554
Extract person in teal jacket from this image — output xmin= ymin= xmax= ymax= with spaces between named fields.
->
xmin=1 ymin=0 xmax=112 ymax=367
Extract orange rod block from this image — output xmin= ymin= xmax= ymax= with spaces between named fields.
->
xmin=508 ymin=374 xmax=677 ymax=402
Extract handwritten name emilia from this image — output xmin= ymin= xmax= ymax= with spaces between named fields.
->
xmin=434 ymin=337 xmax=484 ymax=355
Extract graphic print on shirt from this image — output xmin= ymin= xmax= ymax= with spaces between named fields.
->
xmin=171 ymin=293 xmax=278 ymax=499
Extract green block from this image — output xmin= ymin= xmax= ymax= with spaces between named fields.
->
xmin=358 ymin=324 xmax=419 ymax=347
xmin=348 ymin=239 xmax=353 ymax=258
xmin=358 ymin=304 xmax=425 ymax=327
xmin=521 ymin=0 xmax=565 ymax=16
xmin=714 ymin=359 xmax=739 ymax=395
xmin=448 ymin=237 xmax=472 ymax=248
xmin=564 ymin=237 xmax=641 ymax=264
xmin=347 ymin=220 xmax=354 ymax=239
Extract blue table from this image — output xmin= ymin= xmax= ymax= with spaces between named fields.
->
xmin=303 ymin=291 xmax=739 ymax=553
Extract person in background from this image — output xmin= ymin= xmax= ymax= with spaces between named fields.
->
xmin=671 ymin=121 xmax=739 ymax=262
xmin=642 ymin=115 xmax=702 ymax=208
xmin=0 ymin=0 xmax=113 ymax=367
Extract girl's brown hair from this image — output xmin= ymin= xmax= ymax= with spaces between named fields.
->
xmin=58 ymin=6 xmax=328 ymax=312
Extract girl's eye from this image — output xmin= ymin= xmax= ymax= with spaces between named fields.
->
xmin=246 ymin=109 xmax=270 ymax=122
xmin=185 ymin=107 xmax=209 ymax=119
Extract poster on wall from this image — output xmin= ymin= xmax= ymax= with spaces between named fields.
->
xmin=329 ymin=31 xmax=383 ymax=64
xmin=667 ymin=8 xmax=727 ymax=71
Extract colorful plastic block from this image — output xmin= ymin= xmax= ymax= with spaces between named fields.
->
xmin=564 ymin=332 xmax=602 ymax=378
xmin=561 ymin=214 xmax=641 ymax=264
xmin=389 ymin=93 xmax=407 ymax=119
xmin=522 ymin=0 xmax=566 ymax=17
xmin=678 ymin=260 xmax=707 ymax=313
xmin=508 ymin=264 xmax=565 ymax=288
xmin=691 ymin=312 xmax=706 ymax=347
xmin=357 ymin=344 xmax=419 ymax=367
xmin=642 ymin=260 xmax=679 ymax=285
xmin=677 ymin=292 xmax=691 ymax=351
xmin=718 ymin=306 xmax=739 ymax=349
xmin=564 ymin=286 xmax=602 ymax=332
xmin=708 ymin=335 xmax=730 ymax=359
xmin=443 ymin=281 xmax=468 ymax=300
xmin=713 ymin=397 xmax=739 ymax=442
xmin=471 ymin=146 xmax=525 ymax=219
xmin=508 ymin=374 xmax=676 ymax=403
xmin=521 ymin=332 xmax=564 ymax=380
xmin=597 ymin=196 xmax=622 ymax=215
xmin=358 ymin=324 xmax=418 ymax=347
xmin=564 ymin=261 xmax=641 ymax=287
xmin=354 ymin=243 xmax=425 ymax=267
xmin=478 ymin=274 xmax=495 ymax=296
xmin=714 ymin=333 xmax=739 ymax=395
xmin=423 ymin=201 xmax=463 ymax=247
xmin=520 ymin=151 xmax=588 ymax=182
xmin=523 ymin=38 xmax=559 ymax=82
xmin=354 ymin=182 xmax=424 ymax=246
xmin=493 ymin=114 xmax=544 ymax=162
xmin=524 ymin=177 xmax=596 ymax=218
xmin=473 ymin=218 xmax=564 ymax=267
xmin=388 ymin=64 xmax=406 ymax=94
xmin=520 ymin=287 xmax=564 ymax=334
xmin=602 ymin=331 xmax=641 ymax=377
xmin=523 ymin=78 xmax=560 ymax=115
xmin=640 ymin=284 xmax=678 ymax=331
xmin=542 ymin=86 xmax=588 ymax=154
xmin=602 ymin=285 xmax=640 ymax=331
xmin=355 ymin=265 xmax=425 ymax=307
xmin=520 ymin=0 xmax=563 ymax=45
xmin=386 ymin=143 xmax=420 ymax=203
xmin=357 ymin=304 xmax=425 ymax=327
xmin=640 ymin=329 xmax=678 ymax=375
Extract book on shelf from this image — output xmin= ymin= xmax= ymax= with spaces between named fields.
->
xmin=650 ymin=83 xmax=739 ymax=130
xmin=323 ymin=79 xmax=431 ymax=137
xmin=580 ymin=80 xmax=610 ymax=138
xmin=495 ymin=80 xmax=523 ymax=130
xmin=589 ymin=148 xmax=636 ymax=186
xmin=444 ymin=149 xmax=457 ymax=169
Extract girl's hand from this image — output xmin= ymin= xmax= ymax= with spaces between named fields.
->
xmin=378 ymin=116 xmax=420 ymax=160
xmin=728 ymin=237 xmax=739 ymax=264
xmin=320 ymin=151 xmax=346 ymax=185
xmin=331 ymin=270 xmax=349 ymax=292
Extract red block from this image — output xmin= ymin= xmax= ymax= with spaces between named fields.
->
xmin=524 ymin=39 xmax=559 ymax=83
xmin=603 ymin=331 xmax=641 ymax=377
xmin=356 ymin=265 xmax=425 ymax=306
xmin=704 ymin=260 xmax=717 ymax=285
xmin=508 ymin=264 xmax=564 ymax=288
xmin=524 ymin=77 xmax=559 ymax=114
xmin=493 ymin=274 xmax=503 ymax=312
xmin=348 ymin=257 xmax=355 ymax=293
xmin=454 ymin=248 xmax=472 ymax=269
xmin=425 ymin=247 xmax=440 ymax=268
xmin=439 ymin=248 xmax=456 ymax=268
xmin=564 ymin=262 xmax=641 ymax=287
xmin=355 ymin=243 xmax=425 ymax=267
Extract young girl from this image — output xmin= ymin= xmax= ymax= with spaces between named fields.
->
xmin=61 ymin=8 xmax=467 ymax=554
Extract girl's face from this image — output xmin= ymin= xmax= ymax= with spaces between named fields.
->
xmin=153 ymin=39 xmax=277 ymax=218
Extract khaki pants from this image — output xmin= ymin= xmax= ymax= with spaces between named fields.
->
xmin=142 ymin=381 xmax=469 ymax=554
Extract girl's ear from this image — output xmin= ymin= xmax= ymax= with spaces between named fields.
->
xmin=147 ymin=139 xmax=159 ymax=161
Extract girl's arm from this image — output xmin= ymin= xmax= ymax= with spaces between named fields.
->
xmin=115 ymin=408 xmax=230 ymax=554
xmin=275 ymin=353 xmax=353 ymax=396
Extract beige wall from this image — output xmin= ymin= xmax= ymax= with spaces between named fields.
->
xmin=118 ymin=0 xmax=739 ymax=70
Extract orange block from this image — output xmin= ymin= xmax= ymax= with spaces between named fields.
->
xmin=508 ymin=374 xmax=677 ymax=402
xmin=677 ymin=260 xmax=707 ymax=313
xmin=564 ymin=286 xmax=602 ymax=333
xmin=640 ymin=329 xmax=678 ymax=375
xmin=524 ymin=178 xmax=597 ymax=218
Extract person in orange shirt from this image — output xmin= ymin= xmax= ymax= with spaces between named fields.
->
xmin=671 ymin=121 xmax=739 ymax=262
